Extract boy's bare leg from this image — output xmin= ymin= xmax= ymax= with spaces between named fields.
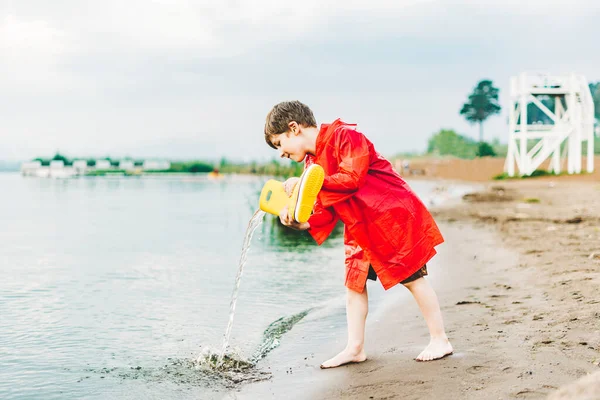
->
xmin=320 ymin=286 xmax=368 ymax=369
xmin=403 ymin=277 xmax=453 ymax=361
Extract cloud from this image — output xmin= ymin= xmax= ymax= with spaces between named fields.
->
xmin=0 ymin=14 xmax=73 ymax=91
xmin=1 ymin=0 xmax=599 ymax=161
xmin=481 ymin=0 xmax=594 ymax=14
xmin=1 ymin=14 xmax=65 ymax=54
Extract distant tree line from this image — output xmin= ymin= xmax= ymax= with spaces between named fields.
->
xmin=33 ymin=154 xmax=144 ymax=168
xmin=30 ymin=153 xmax=304 ymax=177
xmin=426 ymin=129 xmax=500 ymax=159
xmin=217 ymin=158 xmax=304 ymax=178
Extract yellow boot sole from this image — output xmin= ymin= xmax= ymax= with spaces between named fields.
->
xmin=288 ymin=164 xmax=324 ymax=223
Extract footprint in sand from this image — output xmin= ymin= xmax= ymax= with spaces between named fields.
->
xmin=363 ymin=366 xmax=384 ymax=373
xmin=514 ymin=388 xmax=548 ymax=398
xmin=466 ymin=365 xmax=488 ymax=375
xmin=494 ymin=284 xmax=513 ymax=290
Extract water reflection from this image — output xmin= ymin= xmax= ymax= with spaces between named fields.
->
xmin=260 ymin=214 xmax=343 ymax=252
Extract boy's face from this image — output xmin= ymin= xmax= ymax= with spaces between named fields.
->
xmin=270 ymin=123 xmax=307 ymax=163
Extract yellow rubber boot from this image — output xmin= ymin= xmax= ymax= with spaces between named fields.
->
xmin=259 ymin=179 xmax=289 ymax=217
xmin=259 ymin=164 xmax=325 ymax=223
xmin=288 ymin=164 xmax=325 ymax=223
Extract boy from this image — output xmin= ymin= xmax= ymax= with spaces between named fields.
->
xmin=264 ymin=101 xmax=452 ymax=369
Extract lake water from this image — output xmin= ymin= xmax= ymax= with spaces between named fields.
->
xmin=0 ymin=172 xmax=470 ymax=399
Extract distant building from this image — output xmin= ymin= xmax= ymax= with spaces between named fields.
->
xmin=142 ymin=161 xmax=171 ymax=170
xmin=20 ymin=161 xmax=42 ymax=176
xmin=21 ymin=158 xmax=172 ymax=178
xmin=119 ymin=160 xmax=135 ymax=170
xmin=95 ymin=160 xmax=111 ymax=169
xmin=49 ymin=160 xmax=77 ymax=178
xmin=72 ymin=160 xmax=88 ymax=172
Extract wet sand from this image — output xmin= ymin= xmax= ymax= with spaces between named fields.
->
xmin=234 ymin=178 xmax=600 ymax=399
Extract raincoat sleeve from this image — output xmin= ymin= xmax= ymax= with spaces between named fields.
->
xmin=307 ymin=199 xmax=338 ymax=245
xmin=322 ymin=127 xmax=370 ymax=194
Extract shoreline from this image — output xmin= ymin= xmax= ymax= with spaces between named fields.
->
xmin=236 ymin=220 xmax=535 ymax=400
xmin=234 ymin=178 xmax=599 ymax=399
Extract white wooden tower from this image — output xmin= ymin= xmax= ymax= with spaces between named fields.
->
xmin=505 ymin=72 xmax=595 ymax=176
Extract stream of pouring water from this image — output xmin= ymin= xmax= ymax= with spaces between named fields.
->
xmin=198 ymin=209 xmax=266 ymax=367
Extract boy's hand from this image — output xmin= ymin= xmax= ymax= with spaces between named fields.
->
xmin=279 ymin=205 xmax=310 ymax=231
xmin=283 ymin=177 xmax=300 ymax=196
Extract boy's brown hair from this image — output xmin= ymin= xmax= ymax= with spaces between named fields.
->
xmin=264 ymin=101 xmax=317 ymax=149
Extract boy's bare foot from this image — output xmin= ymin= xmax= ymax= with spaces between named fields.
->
xmin=415 ymin=337 xmax=453 ymax=362
xmin=320 ymin=347 xmax=367 ymax=369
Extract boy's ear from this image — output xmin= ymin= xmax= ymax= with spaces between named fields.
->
xmin=288 ymin=121 xmax=299 ymax=135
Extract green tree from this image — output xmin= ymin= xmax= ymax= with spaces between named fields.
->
xmin=168 ymin=161 xmax=213 ymax=173
xmin=427 ymin=129 xmax=478 ymax=159
xmin=491 ymin=137 xmax=508 ymax=157
xmin=34 ymin=158 xmax=50 ymax=166
xmin=187 ymin=162 xmax=213 ymax=173
xmin=477 ymin=142 xmax=496 ymax=157
xmin=590 ymin=82 xmax=600 ymax=124
xmin=460 ymin=80 xmax=502 ymax=147
xmin=52 ymin=152 xmax=71 ymax=166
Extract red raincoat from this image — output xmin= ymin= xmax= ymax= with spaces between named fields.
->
xmin=306 ymin=119 xmax=444 ymax=293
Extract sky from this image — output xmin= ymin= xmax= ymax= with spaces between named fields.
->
xmin=1 ymin=0 xmax=599 ymax=162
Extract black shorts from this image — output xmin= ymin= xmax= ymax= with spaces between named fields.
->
xmin=367 ymin=264 xmax=428 ymax=284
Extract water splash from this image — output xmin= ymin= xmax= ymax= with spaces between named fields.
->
xmin=187 ymin=208 xmax=309 ymax=381
xmin=85 ymin=355 xmax=269 ymax=389
xmin=193 ymin=308 xmax=310 ymax=374
xmin=199 ymin=209 xmax=266 ymax=367
xmin=87 ymin=308 xmax=311 ymax=388
xmin=196 ymin=347 xmax=253 ymax=372
xmin=94 ymin=208 xmax=312 ymax=388
xmin=250 ymin=309 xmax=310 ymax=363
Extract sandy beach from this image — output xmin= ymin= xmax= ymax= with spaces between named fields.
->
xmin=235 ymin=175 xmax=600 ymax=400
